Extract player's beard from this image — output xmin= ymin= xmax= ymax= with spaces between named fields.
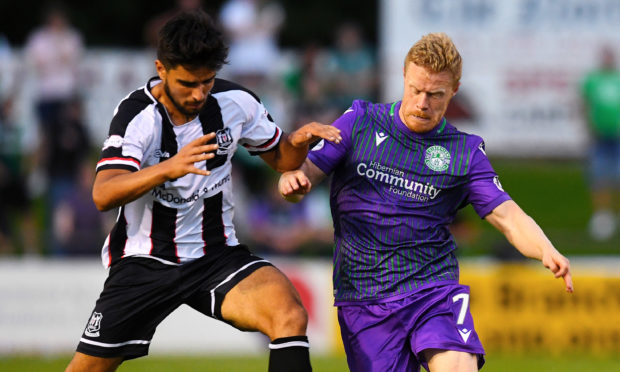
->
xmin=163 ymin=81 xmax=205 ymax=117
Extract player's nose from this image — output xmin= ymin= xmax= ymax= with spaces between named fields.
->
xmin=416 ymin=93 xmax=431 ymax=110
xmin=192 ymin=86 xmax=207 ymax=101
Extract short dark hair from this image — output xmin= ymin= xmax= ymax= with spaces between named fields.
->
xmin=157 ymin=10 xmax=228 ymax=71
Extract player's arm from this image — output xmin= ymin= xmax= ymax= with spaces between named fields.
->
xmin=278 ymin=158 xmax=327 ymax=203
xmin=485 ymin=200 xmax=573 ymax=293
xmin=259 ymin=122 xmax=341 ymax=173
xmin=92 ymin=133 xmax=218 ymax=211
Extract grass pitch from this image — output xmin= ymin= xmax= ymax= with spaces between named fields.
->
xmin=1 ymin=353 xmax=619 ymax=371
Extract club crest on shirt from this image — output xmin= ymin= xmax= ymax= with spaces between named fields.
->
xmin=84 ymin=311 xmax=103 ymax=337
xmin=215 ymin=128 xmax=233 ymax=155
xmin=424 ymin=145 xmax=451 ymax=172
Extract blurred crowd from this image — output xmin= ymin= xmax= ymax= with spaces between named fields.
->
xmin=0 ymin=0 xmax=379 ymax=258
xmin=2 ymin=1 xmax=619 ymax=259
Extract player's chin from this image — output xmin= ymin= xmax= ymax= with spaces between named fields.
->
xmin=184 ymin=103 xmax=204 ymax=115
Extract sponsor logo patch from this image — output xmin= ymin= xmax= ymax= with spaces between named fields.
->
xmin=311 ymin=139 xmax=325 ymax=151
xmin=375 ymin=131 xmax=388 ymax=146
xmin=493 ymin=175 xmax=504 ymax=191
xmin=458 ymin=328 xmax=472 ymax=343
xmin=154 ymin=149 xmax=171 ymax=159
xmin=102 ymin=135 xmax=123 ymax=150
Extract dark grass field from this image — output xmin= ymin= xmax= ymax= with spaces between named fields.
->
xmin=2 ymin=353 xmax=620 ymax=371
xmin=453 ymin=158 xmax=620 ymax=257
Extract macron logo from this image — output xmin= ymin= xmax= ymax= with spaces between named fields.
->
xmin=458 ymin=328 xmax=472 ymax=343
xmin=375 ymin=132 xmax=388 ymax=146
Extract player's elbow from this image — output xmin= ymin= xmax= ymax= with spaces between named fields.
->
xmin=92 ymin=190 xmax=114 ymax=212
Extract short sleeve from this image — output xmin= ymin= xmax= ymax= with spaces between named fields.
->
xmin=465 ymin=141 xmax=512 ymax=218
xmin=96 ymin=95 xmax=153 ymax=172
xmin=307 ymin=103 xmax=358 ymax=174
xmin=232 ymin=90 xmax=282 ymax=155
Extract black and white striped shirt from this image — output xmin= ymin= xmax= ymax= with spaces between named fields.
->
xmin=96 ymin=77 xmax=281 ymax=267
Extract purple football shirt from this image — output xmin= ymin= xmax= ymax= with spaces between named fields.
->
xmin=308 ymin=100 xmax=511 ymax=305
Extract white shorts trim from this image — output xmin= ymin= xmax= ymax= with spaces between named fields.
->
xmin=210 ymin=259 xmax=270 ymax=317
xmin=129 ymin=254 xmax=181 ymax=266
xmin=79 ymin=338 xmax=151 ymax=348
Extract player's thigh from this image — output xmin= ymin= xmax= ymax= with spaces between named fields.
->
xmin=65 ymin=352 xmax=123 ymax=372
xmin=220 ymin=265 xmax=307 ymax=337
xmin=412 ymin=284 xmax=485 ymax=371
xmin=422 ymin=349 xmax=478 ymax=372
xmin=338 ymin=304 xmax=419 ymax=372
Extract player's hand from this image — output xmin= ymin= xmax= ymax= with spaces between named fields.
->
xmin=279 ymin=170 xmax=312 ymax=203
xmin=288 ymin=122 xmax=342 ymax=148
xmin=165 ymin=133 xmax=218 ymax=179
xmin=541 ymin=248 xmax=573 ymax=293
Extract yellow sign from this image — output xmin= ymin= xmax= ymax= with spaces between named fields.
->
xmin=329 ymin=261 xmax=620 ymax=356
xmin=461 ymin=262 xmax=620 ymax=355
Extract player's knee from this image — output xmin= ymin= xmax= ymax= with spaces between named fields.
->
xmin=272 ymin=301 xmax=308 ymax=337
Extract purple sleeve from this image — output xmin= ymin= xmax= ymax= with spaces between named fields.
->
xmin=307 ymin=105 xmax=356 ymax=175
xmin=466 ymin=141 xmax=512 ymax=218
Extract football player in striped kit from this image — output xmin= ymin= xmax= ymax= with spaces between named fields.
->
xmin=65 ymin=10 xmax=341 ymax=372
xmin=279 ymin=32 xmax=573 ymax=372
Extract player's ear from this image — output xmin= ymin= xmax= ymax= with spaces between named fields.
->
xmin=155 ymin=60 xmax=167 ymax=80
xmin=453 ymin=82 xmax=460 ymax=95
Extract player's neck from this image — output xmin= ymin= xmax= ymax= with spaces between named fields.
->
xmin=151 ymin=83 xmax=197 ymax=125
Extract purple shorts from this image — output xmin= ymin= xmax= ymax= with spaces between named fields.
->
xmin=337 ymin=284 xmax=485 ymax=372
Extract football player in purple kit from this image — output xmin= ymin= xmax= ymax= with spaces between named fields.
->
xmin=278 ymin=33 xmax=573 ymax=372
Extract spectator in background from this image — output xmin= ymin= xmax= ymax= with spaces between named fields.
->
xmin=24 ymin=2 xmax=83 ymax=142
xmin=245 ymin=172 xmax=333 ymax=256
xmin=219 ymin=0 xmax=285 ymax=87
xmin=52 ymin=161 xmax=106 ymax=256
xmin=0 ymin=110 xmax=28 ymax=255
xmin=287 ymin=43 xmax=341 ymax=129
xmin=46 ymin=99 xmax=93 ymax=255
xmin=581 ymin=46 xmax=620 ymax=241
xmin=0 ymin=34 xmax=38 ymax=255
xmin=320 ymin=21 xmax=377 ymax=112
xmin=143 ymin=0 xmax=205 ymax=48
xmin=23 ymin=2 xmax=87 ymax=253
xmin=219 ymin=0 xmax=292 ymax=135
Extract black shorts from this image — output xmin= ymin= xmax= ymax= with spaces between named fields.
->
xmin=76 ymin=245 xmax=272 ymax=360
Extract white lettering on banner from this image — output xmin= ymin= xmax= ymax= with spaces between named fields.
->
xmin=408 ymin=0 xmax=620 ymax=29
xmin=381 ymin=0 xmax=620 ymax=157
